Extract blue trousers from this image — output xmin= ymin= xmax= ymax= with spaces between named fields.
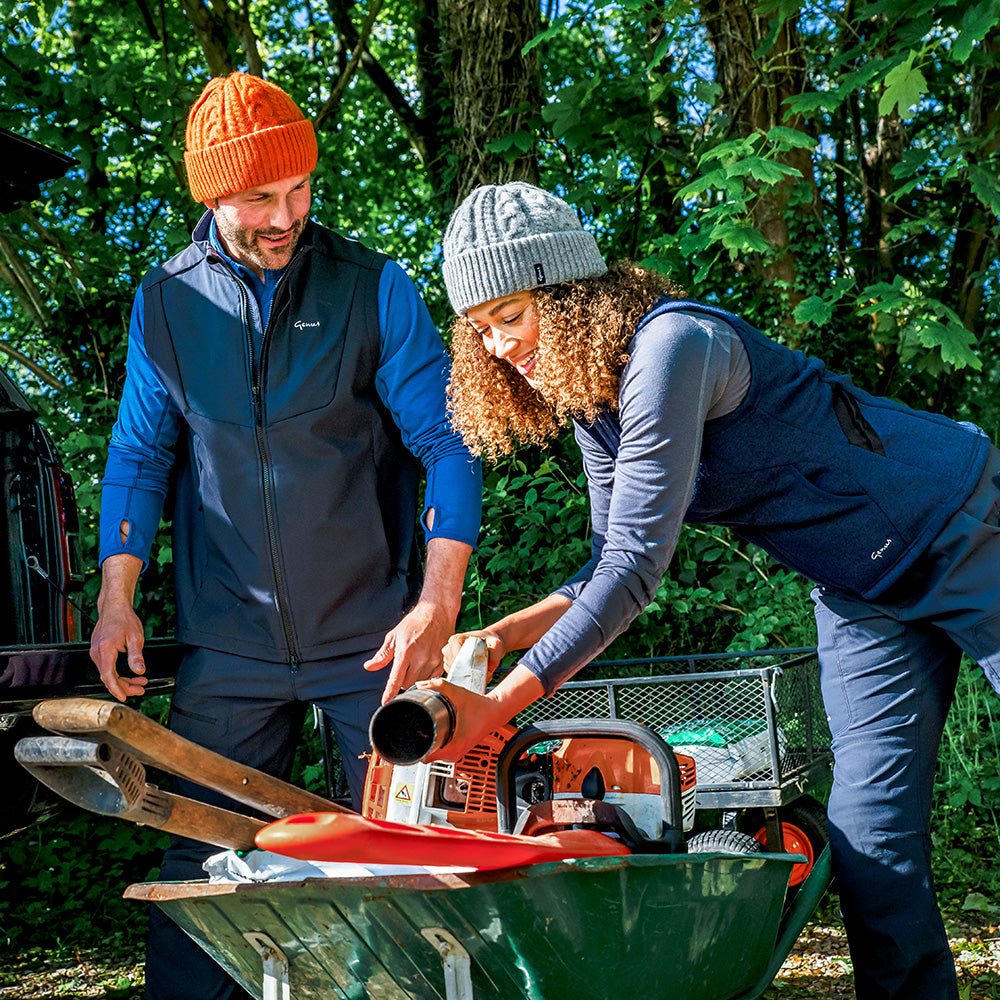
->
xmin=813 ymin=447 xmax=1000 ymax=1000
xmin=145 ymin=646 xmax=383 ymax=1000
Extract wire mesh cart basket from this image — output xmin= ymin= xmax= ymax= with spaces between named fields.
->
xmin=516 ymin=647 xmax=833 ymax=878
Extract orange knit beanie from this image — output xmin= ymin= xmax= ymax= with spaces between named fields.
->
xmin=184 ymin=72 xmax=318 ymax=202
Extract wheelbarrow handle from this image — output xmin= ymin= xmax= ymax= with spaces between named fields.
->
xmin=15 ymin=734 xmax=264 ymax=850
xmin=31 ymin=696 xmax=346 ymax=819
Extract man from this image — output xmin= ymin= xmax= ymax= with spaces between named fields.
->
xmin=89 ymin=72 xmax=481 ymax=1000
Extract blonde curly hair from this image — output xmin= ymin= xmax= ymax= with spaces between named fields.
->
xmin=447 ymin=262 xmax=686 ymax=459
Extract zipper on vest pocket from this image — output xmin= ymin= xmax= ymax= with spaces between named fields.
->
xmin=830 ymin=382 xmax=886 ymax=456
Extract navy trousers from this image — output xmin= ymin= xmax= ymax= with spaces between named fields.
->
xmin=145 ymin=646 xmax=383 ymax=1000
xmin=813 ymin=446 xmax=1000 ymax=1000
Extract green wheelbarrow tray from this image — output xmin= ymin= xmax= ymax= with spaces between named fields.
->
xmin=124 ymin=845 xmax=831 ymax=1000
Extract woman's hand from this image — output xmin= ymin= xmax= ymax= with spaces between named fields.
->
xmin=442 ymin=629 xmax=506 ymax=678
xmin=417 ymin=664 xmax=547 ymax=763
xmin=415 ymin=678 xmax=509 ymax=762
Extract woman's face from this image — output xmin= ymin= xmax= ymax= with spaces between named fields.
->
xmin=466 ymin=291 xmax=540 ymax=385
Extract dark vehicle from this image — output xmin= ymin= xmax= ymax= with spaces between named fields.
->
xmin=0 ymin=128 xmax=181 ymax=835
xmin=1 ymin=363 xmax=84 ymax=646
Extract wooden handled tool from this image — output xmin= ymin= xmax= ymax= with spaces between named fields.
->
xmin=16 ymin=697 xmax=350 ymax=849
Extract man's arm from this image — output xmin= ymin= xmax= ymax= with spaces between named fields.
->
xmin=362 ymin=262 xmax=483 ymax=702
xmin=91 ymin=286 xmax=180 ymax=700
xmin=363 ymin=536 xmax=474 ymax=703
xmin=90 ymin=552 xmax=148 ymax=701
xmin=374 ymin=261 xmax=482 ymax=550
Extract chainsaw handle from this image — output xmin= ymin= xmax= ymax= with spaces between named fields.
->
xmin=494 ymin=718 xmax=687 ymax=853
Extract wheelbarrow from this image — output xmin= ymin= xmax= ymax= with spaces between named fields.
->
xmin=124 ymin=843 xmax=830 ymax=1000
xmin=17 ymin=685 xmax=831 ymax=1000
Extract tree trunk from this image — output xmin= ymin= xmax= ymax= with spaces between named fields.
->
xmin=948 ymin=27 xmax=1000 ymax=335
xmin=699 ymin=0 xmax=820 ymax=318
xmin=439 ymin=0 xmax=542 ymax=205
xmin=178 ymin=0 xmax=263 ymax=78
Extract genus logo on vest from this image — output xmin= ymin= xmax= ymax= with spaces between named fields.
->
xmin=871 ymin=538 xmax=893 ymax=560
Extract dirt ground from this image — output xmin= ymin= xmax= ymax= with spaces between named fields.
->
xmin=2 ymin=911 xmax=998 ymax=999
xmin=763 ymin=911 xmax=1000 ymax=998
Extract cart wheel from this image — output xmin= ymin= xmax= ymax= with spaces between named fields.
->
xmin=744 ymin=795 xmax=828 ymax=887
xmin=686 ymin=829 xmax=763 ymax=855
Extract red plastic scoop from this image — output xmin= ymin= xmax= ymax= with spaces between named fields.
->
xmin=256 ymin=810 xmax=630 ymax=870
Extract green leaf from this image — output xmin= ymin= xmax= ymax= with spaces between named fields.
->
xmin=765 ymin=125 xmax=817 ymax=151
xmin=879 ymin=54 xmax=928 ymax=117
xmin=744 ymin=158 xmax=802 ymax=185
xmin=485 ymin=134 xmax=515 ymax=154
xmin=954 ymin=2 xmax=1000 ymax=63
xmin=793 ymin=295 xmax=833 ymax=326
xmin=677 ymin=168 xmax=728 ymax=200
xmin=783 ymin=90 xmax=842 ymax=116
xmin=838 ymin=57 xmax=893 ymax=99
xmin=968 ymin=163 xmax=1000 ymax=217
xmin=693 ymin=78 xmax=723 ymax=106
xmin=961 ymin=891 xmax=995 ymax=913
xmin=711 ymin=222 xmax=772 ymax=255
xmin=908 ymin=318 xmax=982 ymax=370
xmin=522 ymin=14 xmax=571 ymax=56
xmin=541 ymin=99 xmax=581 ymax=140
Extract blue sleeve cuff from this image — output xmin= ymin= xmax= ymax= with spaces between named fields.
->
xmin=423 ymin=452 xmax=482 ymax=548
xmin=99 ymin=482 xmax=166 ymax=568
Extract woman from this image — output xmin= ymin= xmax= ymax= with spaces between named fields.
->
xmin=419 ymin=181 xmax=1000 ymax=1000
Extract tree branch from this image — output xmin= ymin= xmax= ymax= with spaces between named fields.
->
xmin=321 ymin=0 xmax=428 ymax=163
xmin=178 ymin=0 xmax=235 ymax=77
xmin=0 ymin=233 xmax=51 ymax=329
xmin=315 ymin=0 xmax=386 ymax=132
xmin=0 ymin=339 xmax=66 ymax=392
xmin=134 ymin=0 xmax=160 ymax=40
xmin=210 ymin=0 xmax=263 ymax=77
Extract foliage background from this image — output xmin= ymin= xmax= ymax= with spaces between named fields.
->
xmin=2 ymin=0 xmax=999 ymax=979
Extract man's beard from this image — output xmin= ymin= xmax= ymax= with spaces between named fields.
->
xmin=217 ymin=215 xmax=305 ymax=272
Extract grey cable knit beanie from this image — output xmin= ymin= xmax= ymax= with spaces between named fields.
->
xmin=442 ymin=182 xmax=608 ymax=314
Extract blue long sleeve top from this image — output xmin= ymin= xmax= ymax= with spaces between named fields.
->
xmin=101 ymin=220 xmax=481 ymax=568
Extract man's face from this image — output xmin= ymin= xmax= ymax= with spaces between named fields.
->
xmin=209 ymin=173 xmax=311 ymax=276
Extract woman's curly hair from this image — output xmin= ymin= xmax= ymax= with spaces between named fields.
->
xmin=447 ymin=262 xmax=686 ymax=459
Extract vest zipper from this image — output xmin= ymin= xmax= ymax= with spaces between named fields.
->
xmin=235 ymin=265 xmax=302 ymax=665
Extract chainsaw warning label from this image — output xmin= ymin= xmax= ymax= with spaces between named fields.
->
xmin=393 ymin=784 xmax=412 ymax=802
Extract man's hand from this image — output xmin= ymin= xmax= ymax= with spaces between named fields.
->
xmin=363 ymin=537 xmax=474 ymax=704
xmin=363 ymin=598 xmax=452 ymax=704
xmin=89 ymin=553 xmax=147 ymax=702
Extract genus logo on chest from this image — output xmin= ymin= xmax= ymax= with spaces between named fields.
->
xmin=871 ymin=538 xmax=893 ymax=560
xmin=294 ymin=319 xmax=321 ymax=330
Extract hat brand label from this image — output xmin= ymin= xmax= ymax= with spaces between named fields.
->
xmin=534 ymin=262 xmax=546 ymax=284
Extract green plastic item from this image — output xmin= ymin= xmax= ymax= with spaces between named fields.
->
xmin=659 ymin=719 xmax=767 ymax=748
xmin=128 ymin=849 xmax=826 ymax=1000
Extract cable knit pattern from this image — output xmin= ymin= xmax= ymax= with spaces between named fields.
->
xmin=184 ymin=72 xmax=318 ymax=202
xmin=442 ymin=182 xmax=607 ymax=314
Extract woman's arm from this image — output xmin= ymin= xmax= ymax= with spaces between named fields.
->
xmin=442 ymin=591 xmax=572 ymax=675
xmin=425 ymin=593 xmax=571 ymax=761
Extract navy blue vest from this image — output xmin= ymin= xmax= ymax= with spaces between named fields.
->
xmin=580 ymin=300 xmax=988 ymax=599
xmin=142 ymin=216 xmax=420 ymax=662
